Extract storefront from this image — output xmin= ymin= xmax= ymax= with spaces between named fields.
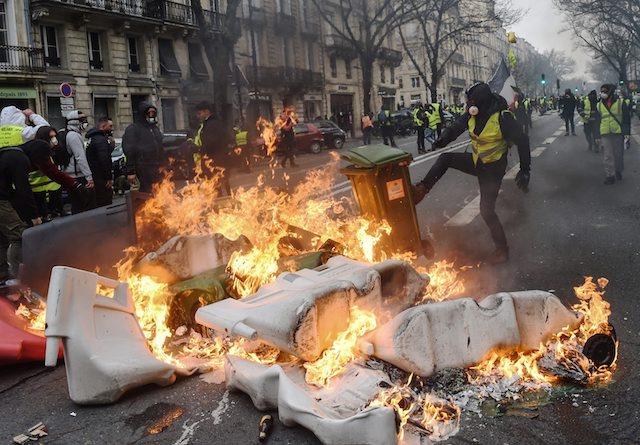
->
xmin=0 ymin=86 xmax=39 ymax=112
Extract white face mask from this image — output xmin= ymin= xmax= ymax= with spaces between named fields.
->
xmin=80 ymin=122 xmax=89 ymax=131
xmin=146 ymin=116 xmax=157 ymax=124
xmin=50 ymin=137 xmax=58 ymax=147
xmin=601 ymin=92 xmax=609 ymax=99
xmin=468 ymin=106 xmax=479 ymax=116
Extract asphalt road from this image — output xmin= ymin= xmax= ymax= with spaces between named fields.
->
xmin=2 ymin=113 xmax=639 ymax=445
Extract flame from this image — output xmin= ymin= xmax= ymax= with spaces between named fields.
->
xmin=468 ymin=276 xmax=617 ymax=390
xmin=303 ymin=306 xmax=377 ymax=387
xmin=15 ymin=301 xmax=46 ymax=332
xmin=420 ymin=260 xmax=467 ymax=302
xmin=369 ymin=375 xmax=460 ymax=441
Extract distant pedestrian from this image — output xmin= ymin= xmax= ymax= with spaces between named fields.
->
xmin=513 ymin=94 xmax=529 ymax=136
xmin=378 ymin=107 xmax=396 ymax=147
xmin=596 ymin=84 xmax=627 ymax=184
xmin=193 ymin=101 xmax=234 ymax=195
xmin=122 ymin=102 xmax=165 ymax=194
xmin=86 ymin=117 xmax=115 ymax=207
xmin=412 ymin=103 xmax=427 ymax=154
xmin=560 ymin=89 xmax=577 ymax=136
xmin=578 ymin=90 xmax=599 ymax=152
xmin=60 ymin=110 xmax=96 ymax=213
xmin=361 ymin=113 xmax=373 ymax=145
xmin=279 ymin=109 xmax=298 ymax=168
xmin=425 ymin=101 xmax=444 ymax=140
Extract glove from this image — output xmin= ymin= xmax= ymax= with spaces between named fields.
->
xmin=432 ymin=138 xmax=446 ymax=149
xmin=515 ymin=170 xmax=530 ymax=193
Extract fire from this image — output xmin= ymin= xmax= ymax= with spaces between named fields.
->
xmin=369 ymin=375 xmax=460 ymax=441
xmin=15 ymin=301 xmax=46 ymax=332
xmin=420 ymin=260 xmax=467 ymax=302
xmin=304 ymin=306 xmax=377 ymax=386
xmin=468 ymin=276 xmax=617 ymax=391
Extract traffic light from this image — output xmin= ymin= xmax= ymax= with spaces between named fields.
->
xmin=541 ymin=74 xmax=546 ymax=85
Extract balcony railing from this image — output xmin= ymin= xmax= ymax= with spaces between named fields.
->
xmin=378 ymin=47 xmax=402 ymax=66
xmin=246 ymin=66 xmax=322 ymax=90
xmin=0 ymin=45 xmax=45 ymax=73
xmin=275 ymin=12 xmax=296 ymax=34
xmin=300 ymin=20 xmax=320 ymax=38
xmin=324 ymin=34 xmax=357 ymax=58
xmin=34 ymin=0 xmax=223 ymax=30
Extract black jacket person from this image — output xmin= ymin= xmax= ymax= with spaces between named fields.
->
xmin=122 ymin=102 xmax=164 ymax=193
xmin=413 ymin=82 xmax=531 ymax=264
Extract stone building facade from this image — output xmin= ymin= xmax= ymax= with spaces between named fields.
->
xmin=28 ymin=0 xmax=221 ymax=136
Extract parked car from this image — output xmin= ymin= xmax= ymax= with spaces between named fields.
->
xmin=110 ymin=139 xmax=130 ymax=195
xmin=291 ymin=123 xmax=325 ymax=154
xmin=312 ymin=120 xmax=347 ymax=149
xmin=390 ymin=109 xmax=415 ymax=136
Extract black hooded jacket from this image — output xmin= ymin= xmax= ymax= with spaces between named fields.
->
xmin=436 ymin=90 xmax=531 ymax=172
xmin=122 ymin=102 xmax=164 ymax=174
xmin=86 ymin=127 xmax=113 ymax=180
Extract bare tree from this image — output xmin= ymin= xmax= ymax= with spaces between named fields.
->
xmin=397 ymin=0 xmax=522 ymax=103
xmin=191 ymin=0 xmax=243 ymax=119
xmin=311 ymin=0 xmax=410 ymax=114
xmin=543 ymin=49 xmax=576 ymax=79
xmin=589 ymin=59 xmax=619 ymax=85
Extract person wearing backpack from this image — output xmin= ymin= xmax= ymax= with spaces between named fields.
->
xmin=58 ymin=110 xmax=95 ymax=213
xmin=378 ymin=107 xmax=396 ymax=147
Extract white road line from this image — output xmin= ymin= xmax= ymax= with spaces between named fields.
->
xmin=553 ymin=130 xmax=564 ymax=136
xmin=543 ymin=137 xmax=556 ymax=144
xmin=444 ymin=195 xmax=480 ymax=227
xmin=633 ymin=134 xmax=640 ymax=145
xmin=531 ymin=146 xmax=547 ymax=157
xmin=503 ymin=163 xmax=520 ymax=180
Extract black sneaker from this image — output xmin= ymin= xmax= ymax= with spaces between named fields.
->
xmin=604 ymin=176 xmax=616 ymax=185
xmin=486 ymin=248 xmax=509 ymax=265
xmin=616 ymin=172 xmax=622 ymax=181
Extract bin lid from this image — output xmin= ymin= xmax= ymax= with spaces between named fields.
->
xmin=341 ymin=144 xmax=412 ymax=168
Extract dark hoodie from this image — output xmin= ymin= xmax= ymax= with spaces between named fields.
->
xmin=436 ymin=83 xmax=531 ymax=172
xmin=86 ymin=127 xmax=114 ymax=180
xmin=122 ymin=102 xmax=164 ymax=175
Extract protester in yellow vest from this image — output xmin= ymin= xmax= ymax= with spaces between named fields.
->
xmin=595 ymin=84 xmax=627 ymax=184
xmin=412 ymin=103 xmax=427 ymax=154
xmin=0 ymin=106 xmax=49 ymax=147
xmin=413 ymin=82 xmax=531 ymax=264
xmin=425 ymin=101 xmax=443 ymax=140
xmin=578 ymin=90 xmax=599 ymax=152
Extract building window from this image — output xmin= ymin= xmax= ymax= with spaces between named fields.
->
xmin=93 ymin=97 xmax=115 ymax=125
xmin=87 ymin=31 xmax=103 ymax=70
xmin=162 ymin=98 xmax=177 ymax=131
xmin=306 ymin=41 xmax=314 ymax=71
xmin=46 ymin=96 xmax=64 ymax=130
xmin=390 ymin=66 xmax=395 ymax=84
xmin=411 ymin=76 xmax=420 ymax=88
xmin=127 ymin=37 xmax=140 ymax=72
xmin=277 ymin=0 xmax=291 ymax=15
xmin=158 ymin=38 xmax=181 ymax=77
xmin=345 ymin=59 xmax=352 ymax=79
xmin=282 ymin=36 xmax=290 ymax=67
xmin=40 ymin=25 xmax=60 ymax=67
xmin=398 ymin=76 xmax=403 ymax=89
xmin=380 ymin=64 xmax=386 ymax=83
xmin=188 ymin=42 xmax=208 ymax=78
xmin=330 ymin=55 xmax=337 ymax=78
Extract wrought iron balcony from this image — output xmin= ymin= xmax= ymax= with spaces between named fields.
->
xmin=0 ymin=45 xmax=45 ymax=73
xmin=324 ymin=34 xmax=357 ymax=58
xmin=275 ymin=12 xmax=296 ymax=34
xmin=246 ymin=66 xmax=322 ymax=90
xmin=300 ymin=20 xmax=320 ymax=38
xmin=378 ymin=47 xmax=402 ymax=66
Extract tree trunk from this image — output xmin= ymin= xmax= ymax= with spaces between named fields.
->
xmin=361 ymin=56 xmax=373 ymax=115
xmin=208 ymin=40 xmax=233 ymax=119
xmin=430 ymin=71 xmax=439 ymax=103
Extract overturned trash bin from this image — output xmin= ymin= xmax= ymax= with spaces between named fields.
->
xmin=45 ymin=266 xmax=180 ymax=404
xmin=341 ymin=145 xmax=432 ymax=258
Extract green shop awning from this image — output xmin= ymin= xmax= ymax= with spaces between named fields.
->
xmin=0 ymin=87 xmax=37 ymax=99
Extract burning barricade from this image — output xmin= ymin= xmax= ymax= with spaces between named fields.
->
xmin=11 ymin=147 xmax=618 ymax=443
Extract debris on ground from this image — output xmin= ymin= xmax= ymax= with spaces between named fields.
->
xmin=13 ymin=422 xmax=48 ymax=444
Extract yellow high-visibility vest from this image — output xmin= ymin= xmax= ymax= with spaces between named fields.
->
xmin=581 ymin=97 xmax=592 ymax=123
xmin=235 ymin=130 xmax=248 ymax=147
xmin=428 ymin=103 xmax=442 ymax=128
xmin=412 ymin=108 xmax=424 ymax=127
xmin=468 ymin=111 xmax=509 ymax=165
xmin=194 ymin=122 xmax=204 ymax=148
xmin=0 ymin=125 xmax=24 ymax=148
xmin=597 ymin=100 xmax=622 ymax=135
xmin=29 ymin=171 xmax=61 ymax=193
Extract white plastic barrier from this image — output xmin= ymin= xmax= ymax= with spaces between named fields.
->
xmin=225 ymin=356 xmax=398 ymax=445
xmin=45 ymin=266 xmax=178 ymax=404
xmin=359 ymin=291 xmax=581 ymax=377
xmin=196 ymin=256 xmax=426 ymax=361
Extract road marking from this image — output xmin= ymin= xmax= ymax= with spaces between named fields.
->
xmin=503 ymin=163 xmax=520 ymax=180
xmin=531 ymin=146 xmax=547 ymax=157
xmin=445 ymin=195 xmax=480 ymax=226
xmin=553 ymin=130 xmax=564 ymax=136
xmin=633 ymin=134 xmax=640 ymax=145
xmin=543 ymin=137 xmax=556 ymax=144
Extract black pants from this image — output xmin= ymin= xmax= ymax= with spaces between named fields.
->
xmin=382 ymin=127 xmax=396 ymax=147
xmin=93 ymin=176 xmax=113 ymax=207
xmin=362 ymin=127 xmax=372 ymax=145
xmin=137 ymin=163 xmax=163 ymax=194
xmin=583 ymin=122 xmax=596 ymax=150
xmin=280 ymin=138 xmax=296 ymax=167
xmin=71 ymin=177 xmax=96 ymax=215
xmin=435 ymin=123 xmax=443 ymax=139
xmin=564 ymin=115 xmax=575 ymax=135
xmin=421 ymin=152 xmax=508 ymax=249
xmin=416 ymin=127 xmax=425 ymax=152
